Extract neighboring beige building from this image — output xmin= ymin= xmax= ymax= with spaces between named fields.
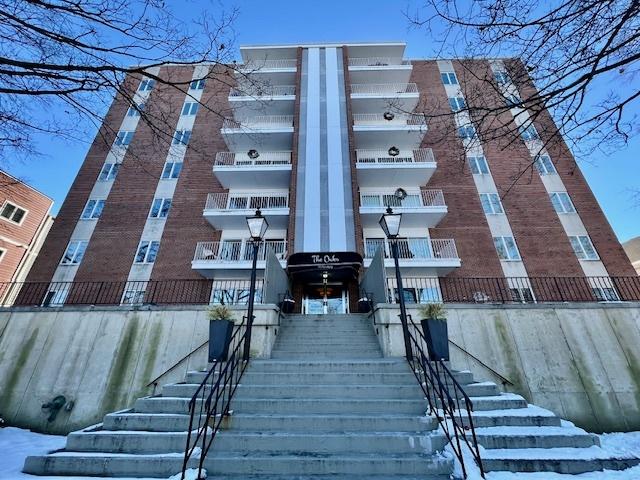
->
xmin=623 ymin=237 xmax=640 ymax=275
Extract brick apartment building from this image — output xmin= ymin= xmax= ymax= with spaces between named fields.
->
xmin=20 ymin=42 xmax=636 ymax=312
xmin=0 ymin=171 xmax=53 ymax=304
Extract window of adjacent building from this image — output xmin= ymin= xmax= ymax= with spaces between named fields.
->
xmin=493 ymin=236 xmax=521 ymax=261
xmin=81 ymin=199 xmax=105 ymax=219
xmin=123 ymin=289 xmax=146 ymax=305
xmin=494 ymin=71 xmax=510 ymax=84
xmin=569 ymin=235 xmax=599 ymax=260
xmin=0 ymin=201 xmax=27 ymax=224
xmin=592 ymin=286 xmax=619 ymax=302
xmin=172 ymin=129 xmax=191 ymax=145
xmin=448 ymin=97 xmax=466 ymax=112
xmin=126 ymin=103 xmax=145 ymax=117
xmin=98 ymin=162 xmax=120 ymax=181
xmin=468 ymin=155 xmax=490 ymax=175
xmin=519 ymin=124 xmax=540 ymax=141
xmin=504 ymin=93 xmax=521 ymax=107
xmin=441 ymin=72 xmax=458 ymax=85
xmin=534 ymin=154 xmax=557 ymax=175
xmin=181 ymin=102 xmax=199 ymax=116
xmin=510 ymin=287 xmax=534 ymax=303
xmin=161 ymin=161 xmax=183 ymax=179
xmin=480 ymin=193 xmax=504 ymax=214
xmin=135 ymin=240 xmax=160 ymax=263
xmin=190 ymin=78 xmax=206 ymax=90
xmin=61 ymin=240 xmax=88 ymax=265
xmin=115 ymin=130 xmax=134 ymax=146
xmin=138 ymin=78 xmax=155 ymax=91
xmin=149 ymin=198 xmax=172 ymax=218
xmin=458 ymin=125 xmax=477 ymax=139
xmin=549 ymin=192 xmax=576 ymax=214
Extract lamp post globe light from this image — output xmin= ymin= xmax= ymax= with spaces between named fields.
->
xmin=243 ymin=209 xmax=268 ymax=360
xmin=379 ymin=206 xmax=413 ymax=360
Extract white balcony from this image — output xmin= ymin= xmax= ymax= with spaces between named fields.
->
xmin=353 ymin=113 xmax=427 ymax=150
xmin=228 ymin=85 xmax=296 ymax=119
xmin=359 ymin=189 xmax=447 ymax=228
xmin=364 ymin=237 xmax=461 ymax=275
xmin=213 ymin=151 xmax=292 ymax=189
xmin=355 ymin=148 xmax=437 ymax=187
xmin=192 ymin=239 xmax=287 ymax=278
xmin=348 ymin=57 xmax=413 ymax=84
xmin=350 ymin=83 xmax=419 ymax=114
xmin=237 ymin=59 xmax=297 ymax=84
xmin=221 ymin=115 xmax=294 ymax=152
xmin=203 ymin=191 xmax=290 ymax=229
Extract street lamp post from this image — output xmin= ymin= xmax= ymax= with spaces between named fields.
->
xmin=243 ymin=209 xmax=269 ymax=361
xmin=379 ymin=206 xmax=413 ymax=360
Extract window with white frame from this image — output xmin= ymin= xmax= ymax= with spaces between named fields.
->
xmin=519 ymin=124 xmax=540 ymax=141
xmin=534 ymin=155 xmax=557 ymax=175
xmin=80 ymin=199 xmax=105 ymax=219
xmin=511 ymin=287 xmax=534 ymax=303
xmin=494 ymin=71 xmax=510 ymax=84
xmin=114 ymin=130 xmax=134 ymax=146
xmin=123 ymin=289 xmax=146 ymax=305
xmin=0 ymin=201 xmax=27 ymax=224
xmin=172 ymin=130 xmax=191 ymax=145
xmin=592 ymin=286 xmax=619 ymax=302
xmin=61 ymin=240 xmax=88 ymax=265
xmin=448 ymin=97 xmax=466 ymax=112
xmin=149 ymin=198 xmax=172 ymax=218
xmin=493 ymin=236 xmax=521 ymax=260
xmin=569 ymin=235 xmax=599 ymax=260
xmin=441 ymin=72 xmax=458 ymax=85
xmin=161 ymin=161 xmax=183 ymax=179
xmin=190 ymin=78 xmax=206 ymax=90
xmin=549 ymin=192 xmax=576 ymax=213
xmin=458 ymin=125 xmax=477 ymax=139
xmin=480 ymin=193 xmax=504 ymax=214
xmin=98 ymin=162 xmax=120 ymax=181
xmin=138 ymin=78 xmax=155 ymax=91
xmin=468 ymin=155 xmax=490 ymax=175
xmin=504 ymin=93 xmax=521 ymax=107
xmin=181 ymin=101 xmax=199 ymax=116
xmin=135 ymin=240 xmax=160 ymax=263
xmin=126 ymin=103 xmax=145 ymax=117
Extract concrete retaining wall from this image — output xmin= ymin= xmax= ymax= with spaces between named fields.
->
xmin=0 ymin=305 xmax=280 ymax=434
xmin=373 ymin=303 xmax=640 ymax=433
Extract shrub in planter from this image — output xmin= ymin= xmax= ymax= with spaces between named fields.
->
xmin=207 ymin=305 xmax=235 ymax=362
xmin=418 ymin=303 xmax=449 ymax=361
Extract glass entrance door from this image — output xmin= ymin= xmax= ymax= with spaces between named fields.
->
xmin=303 ymin=284 xmax=348 ymax=314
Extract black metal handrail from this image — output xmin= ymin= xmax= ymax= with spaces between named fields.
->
xmin=181 ymin=317 xmax=249 ymax=479
xmin=405 ymin=315 xmax=485 ymax=479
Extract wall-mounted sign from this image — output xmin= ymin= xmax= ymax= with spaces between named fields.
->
xmin=287 ymin=251 xmax=363 ymax=282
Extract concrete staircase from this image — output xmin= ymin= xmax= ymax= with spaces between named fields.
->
xmin=23 ymin=312 xmax=639 ymax=478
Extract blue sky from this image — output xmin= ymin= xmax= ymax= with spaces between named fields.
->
xmin=5 ymin=0 xmax=639 ymax=242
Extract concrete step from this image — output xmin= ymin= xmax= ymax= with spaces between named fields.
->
xmin=271 ymin=345 xmax=380 ymax=354
xmin=246 ymin=359 xmax=410 ymax=373
xmin=465 ymin=406 xmax=562 ymax=428
xmin=229 ymin=398 xmax=427 ymax=415
xmin=475 ymin=426 xmax=599 ymax=449
xmin=240 ymin=372 xmax=418 ymax=385
xmin=270 ymin=351 xmax=383 ymax=359
xmin=273 ymin=340 xmax=380 ymax=350
xmin=468 ymin=393 xmax=528 ymax=411
xmin=103 ymin=412 xmax=192 ymax=432
xmin=66 ymin=429 xmax=188 ymax=454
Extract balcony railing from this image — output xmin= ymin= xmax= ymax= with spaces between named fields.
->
xmin=360 ymin=190 xmax=445 ymax=208
xmin=193 ymin=240 xmax=287 ymax=263
xmin=214 ymin=151 xmax=292 ymax=167
xmin=348 ymin=57 xmax=412 ymax=67
xmin=353 ymin=113 xmax=427 ymax=126
xmin=364 ymin=238 xmax=459 ymax=261
xmin=205 ymin=192 xmax=289 ymax=210
xmin=229 ymin=85 xmax=295 ymax=97
xmin=222 ymin=115 xmax=294 ymax=130
xmin=356 ymin=148 xmax=435 ymax=165
xmin=240 ymin=59 xmax=297 ymax=70
xmin=351 ymin=83 xmax=418 ymax=95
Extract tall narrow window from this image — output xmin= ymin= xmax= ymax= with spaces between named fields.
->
xmin=61 ymin=241 xmax=88 ymax=265
xmin=126 ymin=103 xmax=145 ymax=117
xmin=519 ymin=124 xmax=540 ymax=141
xmin=504 ymin=93 xmax=522 ymax=107
xmin=480 ymin=193 xmax=504 ymax=214
xmin=98 ymin=162 xmax=120 ymax=181
xmin=181 ymin=102 xmax=199 ymax=116
xmin=494 ymin=71 xmax=510 ymax=84
xmin=448 ymin=97 xmax=466 ymax=112
xmin=138 ymin=78 xmax=155 ymax=91
xmin=441 ymin=72 xmax=458 ymax=85
xmin=0 ymin=201 xmax=27 ymax=224
xmin=149 ymin=198 xmax=172 ymax=218
xmin=161 ymin=161 xmax=183 ymax=179
xmin=493 ymin=236 xmax=521 ymax=261
xmin=458 ymin=125 xmax=477 ymax=139
xmin=549 ymin=192 xmax=576 ymax=213
xmin=172 ymin=130 xmax=191 ymax=145
xmin=115 ymin=131 xmax=134 ymax=146
xmin=135 ymin=240 xmax=160 ymax=263
xmin=569 ymin=235 xmax=599 ymax=260
xmin=534 ymin=155 xmax=557 ymax=175
xmin=81 ymin=199 xmax=105 ymax=219
xmin=190 ymin=78 xmax=206 ymax=90
xmin=468 ymin=156 xmax=490 ymax=175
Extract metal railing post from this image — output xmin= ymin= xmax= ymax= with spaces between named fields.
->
xmin=243 ymin=240 xmax=259 ymax=361
xmin=390 ymin=239 xmax=413 ymax=361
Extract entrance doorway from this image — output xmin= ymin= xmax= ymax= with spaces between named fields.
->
xmin=303 ymin=283 xmax=348 ymax=314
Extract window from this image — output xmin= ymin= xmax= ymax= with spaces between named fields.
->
xmin=61 ymin=240 xmax=88 ymax=265
xmin=592 ymin=286 xmax=619 ymax=302
xmin=458 ymin=125 xmax=477 ymax=139
xmin=549 ymin=192 xmax=576 ymax=214
xmin=0 ymin=247 xmax=5 ymax=262
xmin=534 ymin=155 xmax=556 ymax=175
xmin=98 ymin=162 xmax=120 ymax=181
xmin=172 ymin=130 xmax=191 ymax=145
xmin=519 ymin=124 xmax=540 ymax=141
xmin=190 ymin=78 xmax=206 ymax=90
xmin=494 ymin=71 xmax=510 ymax=84
xmin=149 ymin=198 xmax=172 ymax=218
xmin=468 ymin=156 xmax=490 ymax=175
xmin=126 ymin=103 xmax=145 ymax=117
xmin=135 ymin=240 xmax=160 ymax=263
xmin=504 ymin=93 xmax=521 ymax=107
xmin=161 ymin=161 xmax=183 ymax=179
xmin=493 ymin=236 xmax=521 ymax=261
xmin=448 ymin=97 xmax=466 ymax=112
xmin=123 ymin=290 xmax=146 ymax=305
xmin=181 ymin=102 xmax=199 ymax=116
xmin=138 ymin=78 xmax=155 ymax=91
xmin=480 ymin=193 xmax=504 ymax=214
xmin=511 ymin=287 xmax=534 ymax=303
xmin=569 ymin=235 xmax=599 ymax=260
xmin=115 ymin=130 xmax=134 ymax=146
xmin=81 ymin=199 xmax=105 ymax=219
xmin=441 ymin=72 xmax=458 ymax=85
xmin=0 ymin=201 xmax=27 ymax=224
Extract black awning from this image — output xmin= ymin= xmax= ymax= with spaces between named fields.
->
xmin=287 ymin=251 xmax=363 ymax=283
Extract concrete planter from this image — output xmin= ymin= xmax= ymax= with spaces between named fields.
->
xmin=208 ymin=319 xmax=234 ymax=362
xmin=420 ymin=318 xmax=450 ymax=361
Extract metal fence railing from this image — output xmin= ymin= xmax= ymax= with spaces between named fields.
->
xmin=360 ymin=189 xmax=445 ymax=208
xmin=214 ymin=151 xmax=292 ymax=167
xmin=229 ymin=85 xmax=295 ymax=97
xmin=364 ymin=238 xmax=459 ymax=261
xmin=222 ymin=115 xmax=294 ymax=130
xmin=193 ymin=240 xmax=287 ymax=262
xmin=353 ymin=113 xmax=427 ymax=126
xmin=239 ymin=59 xmax=297 ymax=70
xmin=205 ymin=192 xmax=290 ymax=211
